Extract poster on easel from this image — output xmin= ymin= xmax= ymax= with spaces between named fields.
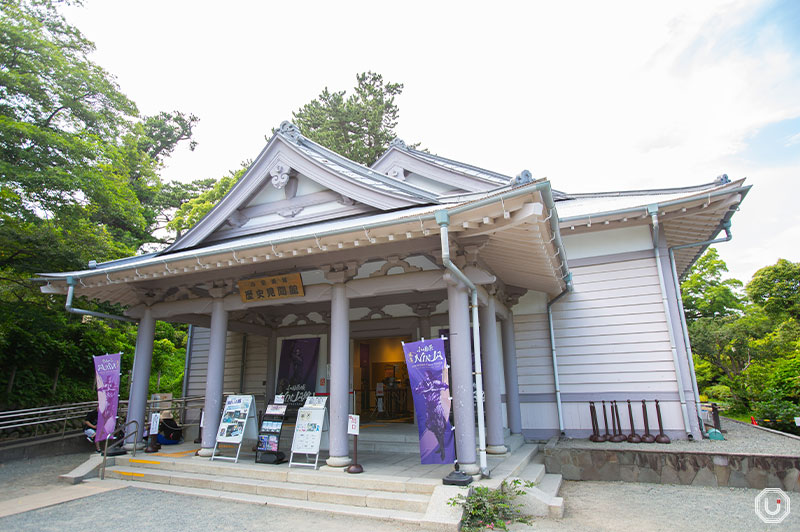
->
xmin=289 ymin=396 xmax=328 ymax=469
xmin=212 ymin=395 xmax=257 ymax=462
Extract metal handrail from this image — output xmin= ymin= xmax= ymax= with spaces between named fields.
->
xmin=1 ymin=395 xmax=205 ymax=445
xmin=101 ymin=420 xmax=138 ymax=480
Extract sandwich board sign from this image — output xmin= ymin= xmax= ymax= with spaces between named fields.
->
xmin=211 ymin=395 xmax=257 ymax=463
xmin=289 ymin=395 xmax=328 ymax=469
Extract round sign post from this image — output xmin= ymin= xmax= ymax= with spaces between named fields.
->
xmin=346 ymin=414 xmax=363 ymax=474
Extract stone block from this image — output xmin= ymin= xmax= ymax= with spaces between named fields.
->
xmin=660 ymin=464 xmax=680 ymax=485
xmin=596 ymin=461 xmax=621 ymax=481
xmin=620 ymin=465 xmax=638 ymax=483
xmin=544 ymin=456 xmax=561 ymax=474
xmin=691 ymin=467 xmax=718 ymax=487
xmin=712 ymin=455 xmax=729 ymax=467
xmin=561 ymin=463 xmax=581 ymax=481
xmin=745 ymin=468 xmax=767 ymax=490
xmin=778 ymin=468 xmax=800 ymax=492
xmin=714 ymin=464 xmax=730 ymax=486
xmin=574 ymin=451 xmax=593 ymax=469
xmin=728 ymin=471 xmax=748 ymax=488
xmin=618 ymin=452 xmax=634 ymax=466
xmin=766 ymin=474 xmax=783 ymax=489
xmin=677 ymin=461 xmax=698 ymax=485
xmin=638 ymin=468 xmax=661 ymax=484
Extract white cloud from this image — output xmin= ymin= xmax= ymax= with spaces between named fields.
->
xmin=785 ymin=132 xmax=800 ymax=147
xmin=61 ymin=0 xmax=800 ymax=279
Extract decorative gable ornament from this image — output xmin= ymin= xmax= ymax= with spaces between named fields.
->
xmin=511 ymin=169 xmax=533 ymax=187
xmin=278 ymin=120 xmax=302 ymax=141
xmin=270 ymin=163 xmax=292 ymax=189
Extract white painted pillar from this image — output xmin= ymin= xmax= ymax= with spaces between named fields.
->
xmin=125 ymin=307 xmax=155 ymax=447
xmin=480 ymin=298 xmax=506 ymax=453
xmin=501 ymin=316 xmax=522 ymax=434
xmin=326 ymin=282 xmax=352 ymax=467
xmin=447 ymin=281 xmax=479 ymax=475
xmin=198 ymin=297 xmax=228 ymax=455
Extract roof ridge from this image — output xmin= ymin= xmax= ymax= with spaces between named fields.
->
xmin=561 ymin=175 xmax=734 ymax=199
xmin=277 ymin=122 xmax=440 ymax=202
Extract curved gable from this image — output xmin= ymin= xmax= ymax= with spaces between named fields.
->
xmin=165 ymin=124 xmax=437 ymax=253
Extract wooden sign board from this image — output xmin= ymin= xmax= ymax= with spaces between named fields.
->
xmin=238 ymin=273 xmax=304 ymax=303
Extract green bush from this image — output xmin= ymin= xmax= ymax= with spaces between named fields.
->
xmin=702 ymin=384 xmax=732 ymax=401
xmin=752 ymin=391 xmax=800 ymax=436
xmin=448 ymin=479 xmax=535 ymax=531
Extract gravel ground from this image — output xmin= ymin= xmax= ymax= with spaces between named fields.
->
xmin=511 ymin=480 xmax=799 ymax=532
xmin=0 ymin=452 xmax=91 ymax=502
xmin=1 ymin=480 xmax=797 ymax=532
xmin=557 ymin=416 xmax=800 ymax=456
xmin=0 ymin=487 xmax=423 ymax=532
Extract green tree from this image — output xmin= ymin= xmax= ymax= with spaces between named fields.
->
xmin=291 ymin=71 xmax=407 ymax=165
xmin=745 ymin=259 xmax=800 ymax=321
xmin=681 ymin=248 xmax=743 ymax=321
xmin=0 ymin=0 xmax=196 ymax=408
xmin=166 ymin=166 xmax=247 ymax=238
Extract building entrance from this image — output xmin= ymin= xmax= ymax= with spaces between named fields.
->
xmin=354 ymin=336 xmax=413 ymax=422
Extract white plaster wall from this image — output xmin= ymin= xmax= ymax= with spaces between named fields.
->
xmin=562 ymin=225 xmax=652 ymax=260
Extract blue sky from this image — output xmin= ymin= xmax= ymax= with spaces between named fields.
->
xmin=64 ymin=0 xmax=799 ymax=284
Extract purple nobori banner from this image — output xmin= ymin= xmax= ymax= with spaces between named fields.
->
xmin=276 ymin=338 xmax=320 ymax=414
xmin=93 ymin=353 xmax=121 ymax=442
xmin=403 ymin=338 xmax=455 ymax=465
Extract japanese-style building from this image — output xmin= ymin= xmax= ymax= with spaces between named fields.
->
xmin=39 ymin=121 xmax=750 ymax=474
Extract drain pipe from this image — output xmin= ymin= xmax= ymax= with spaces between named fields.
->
xmin=668 ymin=220 xmax=733 ymax=438
xmin=648 ymin=207 xmax=693 ymax=439
xmin=435 ymin=210 xmax=489 ymax=477
xmin=547 ymin=282 xmax=572 ymax=436
xmin=66 ymin=276 xmax=137 ymax=323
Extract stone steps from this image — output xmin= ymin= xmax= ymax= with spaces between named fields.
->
xmin=104 ymin=478 xmax=430 ymax=527
xmin=515 ymin=461 xmax=564 ymax=518
xmin=105 ymin=465 xmax=431 ymax=513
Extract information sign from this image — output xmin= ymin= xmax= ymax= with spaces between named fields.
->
xmin=348 ymin=414 xmax=360 ymax=436
xmin=291 ymin=407 xmax=326 ymax=454
xmin=149 ymin=412 xmax=160 ymax=436
xmin=211 ymin=395 xmax=257 ymax=463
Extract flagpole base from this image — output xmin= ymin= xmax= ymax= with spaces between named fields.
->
xmin=443 ymin=469 xmax=473 ymax=486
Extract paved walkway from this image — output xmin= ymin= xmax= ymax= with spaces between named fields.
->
xmin=0 ymin=452 xmax=89 ymax=502
xmin=0 ymin=479 xmax=796 ymax=531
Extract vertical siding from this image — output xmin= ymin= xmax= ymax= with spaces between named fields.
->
xmin=243 ymin=334 xmax=269 ymax=401
xmin=186 ymin=327 xmax=210 ymax=398
xmin=185 ymin=327 xmax=272 ymax=421
xmin=223 ymin=331 xmax=243 ymax=394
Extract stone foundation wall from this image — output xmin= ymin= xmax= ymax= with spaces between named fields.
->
xmin=544 ymin=446 xmax=800 ymax=492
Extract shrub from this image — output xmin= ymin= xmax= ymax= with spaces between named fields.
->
xmin=702 ymin=384 xmax=732 ymax=401
xmin=752 ymin=391 xmax=800 ymax=436
xmin=448 ymin=479 xmax=535 ymax=531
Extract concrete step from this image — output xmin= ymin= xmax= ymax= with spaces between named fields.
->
xmin=117 ymin=455 xmax=440 ymax=494
xmin=537 ymin=473 xmax=563 ymax=498
xmin=518 ymin=462 xmax=546 ymax=485
xmin=105 ymin=478 xmax=436 ymax=528
xmin=106 ymin=465 xmax=431 ymax=514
